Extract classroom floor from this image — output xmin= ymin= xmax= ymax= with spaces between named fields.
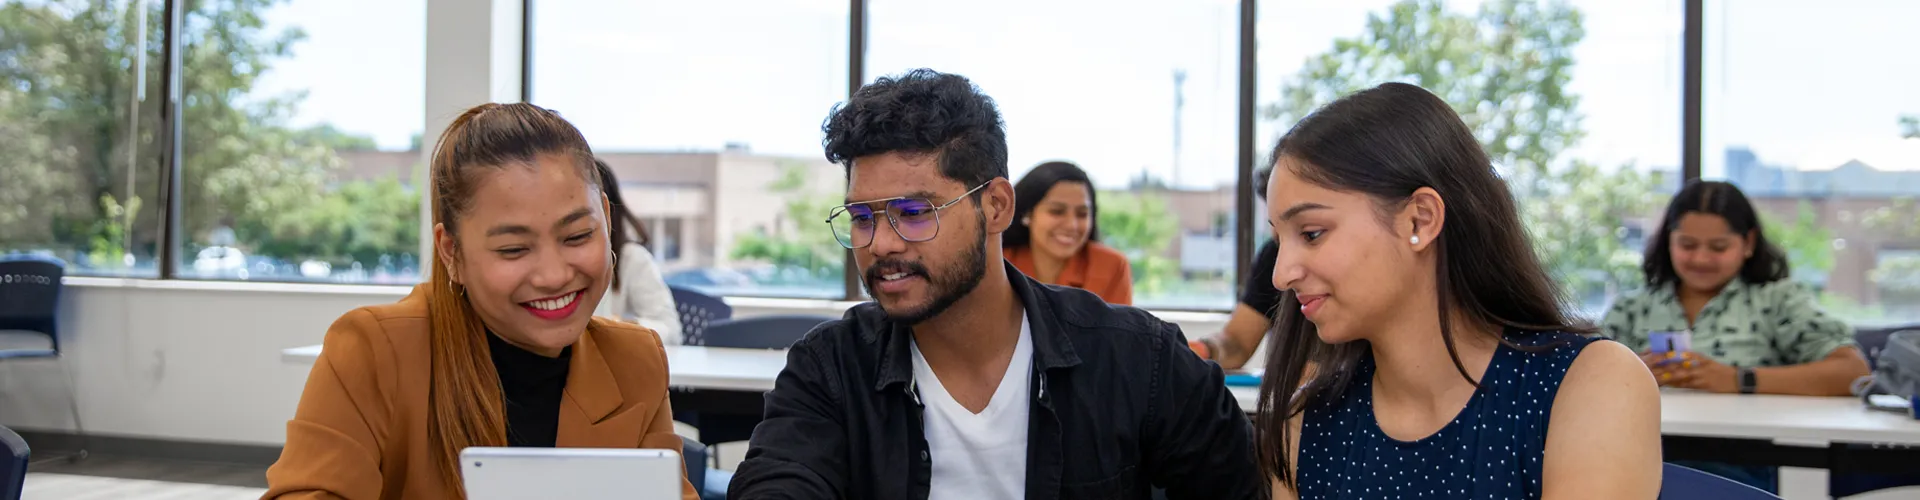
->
xmin=22 ymin=454 xmax=268 ymax=500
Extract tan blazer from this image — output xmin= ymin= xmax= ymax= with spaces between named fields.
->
xmin=264 ymin=284 xmax=698 ymax=500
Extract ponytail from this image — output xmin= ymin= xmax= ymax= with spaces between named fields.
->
xmin=421 ymin=102 xmax=598 ymax=493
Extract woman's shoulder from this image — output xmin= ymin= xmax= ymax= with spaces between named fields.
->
xmin=619 ymin=241 xmax=657 ymax=262
xmin=1606 ymin=285 xmax=1668 ymax=309
xmin=1083 ymin=242 xmax=1130 ymax=268
xmin=323 ymin=284 xmax=434 ymax=358
xmin=1735 ymin=277 xmax=1813 ymax=302
xmin=589 ymin=316 xmax=669 ymax=357
xmin=1506 ymin=330 xmax=1610 ymax=365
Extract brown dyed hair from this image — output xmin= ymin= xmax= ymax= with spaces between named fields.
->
xmin=426 ymin=102 xmax=599 ymax=492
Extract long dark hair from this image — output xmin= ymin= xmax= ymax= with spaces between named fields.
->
xmin=1253 ymin=83 xmax=1589 ymax=488
xmin=1643 ymin=180 xmax=1789 ymax=288
xmin=594 ymin=158 xmax=650 ymax=290
xmin=1004 ymin=161 xmax=1100 ymax=249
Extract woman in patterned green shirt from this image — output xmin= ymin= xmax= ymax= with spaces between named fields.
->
xmin=1601 ymin=181 xmax=1869 ymax=396
xmin=1602 ymin=181 xmax=1872 ymax=493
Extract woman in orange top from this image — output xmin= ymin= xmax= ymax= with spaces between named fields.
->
xmin=1003 ymin=161 xmax=1134 ymax=305
xmin=264 ymin=103 xmax=697 ymax=500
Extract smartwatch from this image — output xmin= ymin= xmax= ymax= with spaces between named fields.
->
xmin=1737 ymin=367 xmax=1758 ymax=394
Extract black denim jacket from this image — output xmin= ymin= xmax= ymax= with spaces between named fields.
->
xmin=729 ymin=262 xmax=1263 ymax=500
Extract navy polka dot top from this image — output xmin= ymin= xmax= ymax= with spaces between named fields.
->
xmin=1297 ymin=331 xmax=1601 ymax=499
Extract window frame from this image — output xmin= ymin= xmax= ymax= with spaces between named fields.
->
xmin=80 ymin=0 xmax=1721 ymax=313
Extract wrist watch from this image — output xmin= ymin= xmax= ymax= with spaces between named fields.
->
xmin=1737 ymin=367 xmax=1758 ymax=394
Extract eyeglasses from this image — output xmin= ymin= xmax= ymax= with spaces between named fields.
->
xmin=826 ymin=182 xmax=991 ymax=249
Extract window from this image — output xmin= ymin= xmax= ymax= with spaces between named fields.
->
xmin=868 ymin=0 xmax=1242 ymax=310
xmin=0 ymin=0 xmax=167 ymax=276
xmin=531 ymin=0 xmax=850 ymax=299
xmin=1705 ymin=0 xmax=1920 ymax=323
xmin=1257 ymin=0 xmax=1683 ymax=318
xmin=177 ymin=0 xmax=426 ymax=284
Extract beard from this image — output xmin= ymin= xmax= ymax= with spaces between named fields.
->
xmin=861 ymin=217 xmax=989 ymax=326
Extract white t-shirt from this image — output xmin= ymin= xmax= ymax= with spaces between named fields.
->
xmin=909 ymin=315 xmax=1033 ymax=500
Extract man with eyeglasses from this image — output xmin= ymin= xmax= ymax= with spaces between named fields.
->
xmin=728 ymin=68 xmax=1261 ymax=500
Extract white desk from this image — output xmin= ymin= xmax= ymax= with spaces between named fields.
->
xmin=285 ymin=344 xmax=1920 ymax=447
xmin=282 ymin=344 xmax=321 ymax=364
xmin=284 ymin=344 xmax=787 ymax=392
xmin=1659 ymin=389 xmax=1920 ymax=446
xmin=664 ymin=346 xmax=787 ymax=392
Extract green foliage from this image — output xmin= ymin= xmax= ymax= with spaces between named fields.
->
xmin=1097 ymin=191 xmax=1181 ymax=293
xmin=236 ymin=176 xmax=420 ymax=266
xmin=1872 ymin=255 xmax=1920 ymax=294
xmin=1762 ymin=201 xmax=1835 ymax=277
xmin=729 ymin=163 xmax=845 ymax=278
xmin=88 ymin=194 xmax=142 ymax=270
xmin=1861 ymin=197 xmax=1920 ymax=241
xmin=0 ymin=0 xmax=418 ymax=271
xmin=1901 ymin=114 xmax=1918 ymax=139
xmin=1267 ymin=0 xmax=1660 ymax=298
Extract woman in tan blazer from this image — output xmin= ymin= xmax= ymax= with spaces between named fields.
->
xmin=264 ymin=103 xmax=697 ymax=500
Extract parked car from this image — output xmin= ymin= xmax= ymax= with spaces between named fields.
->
xmin=192 ymin=246 xmax=248 ymax=279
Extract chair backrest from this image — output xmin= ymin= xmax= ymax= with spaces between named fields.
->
xmin=669 ymin=286 xmax=732 ymax=346
xmin=1 ymin=423 xmax=29 ymax=500
xmin=679 ymin=435 xmax=706 ymax=494
xmin=0 ymin=256 xmax=64 ymax=352
xmin=1857 ymin=324 xmax=1920 ymax=370
xmin=1661 ymin=463 xmax=1781 ymax=500
xmin=701 ymin=315 xmax=836 ymax=350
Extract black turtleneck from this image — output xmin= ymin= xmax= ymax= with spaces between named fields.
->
xmin=487 ymin=332 xmax=572 ymax=447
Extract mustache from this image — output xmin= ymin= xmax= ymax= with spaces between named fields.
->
xmin=864 ymin=259 xmax=930 ymax=283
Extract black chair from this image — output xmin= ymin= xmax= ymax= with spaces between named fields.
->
xmin=0 ymin=256 xmax=85 ymax=462
xmin=1830 ymin=324 xmax=1920 ymax=498
xmin=1854 ymin=324 xmax=1920 ymax=371
xmin=1662 ymin=462 xmax=1783 ymax=499
xmin=670 ymin=286 xmax=732 ymax=346
xmin=679 ymin=436 xmax=707 ymax=497
xmin=1 ymin=424 xmax=26 ymax=500
xmin=700 ymin=315 xmax=836 ymax=350
xmin=688 ymin=314 xmax=835 ymax=465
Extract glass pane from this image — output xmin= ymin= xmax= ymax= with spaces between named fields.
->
xmin=1705 ymin=0 xmax=1920 ymax=323
xmin=1257 ymin=0 xmax=1682 ymax=319
xmin=869 ymin=0 xmax=1242 ymax=310
xmin=0 ymin=0 xmax=166 ymax=276
xmin=532 ymin=0 xmax=850 ymax=299
xmin=178 ymin=0 xmax=427 ymax=284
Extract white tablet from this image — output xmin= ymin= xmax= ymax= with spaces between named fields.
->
xmin=460 ymin=447 xmax=684 ymax=500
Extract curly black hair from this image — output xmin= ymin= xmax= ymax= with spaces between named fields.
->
xmin=822 ymin=68 xmax=1007 ymax=191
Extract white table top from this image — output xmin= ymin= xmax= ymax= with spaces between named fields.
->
xmin=286 ymin=344 xmax=1920 ymax=446
xmin=1658 ymin=389 xmax=1920 ymax=446
xmin=283 ymin=344 xmax=787 ymax=392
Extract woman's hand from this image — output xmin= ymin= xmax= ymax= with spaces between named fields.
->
xmin=1646 ymin=351 xmax=1738 ymax=393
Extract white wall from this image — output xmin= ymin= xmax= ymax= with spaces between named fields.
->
xmin=0 ymin=280 xmax=1231 ymax=447
xmin=0 ymin=279 xmax=407 ymax=446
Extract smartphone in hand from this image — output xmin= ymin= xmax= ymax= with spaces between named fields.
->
xmin=1647 ymin=330 xmax=1692 ymax=366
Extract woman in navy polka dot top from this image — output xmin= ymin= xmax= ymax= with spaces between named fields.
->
xmin=1251 ymin=83 xmax=1663 ymax=499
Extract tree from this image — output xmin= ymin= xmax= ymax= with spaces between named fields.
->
xmin=730 ymin=163 xmax=845 ymax=279
xmin=0 ymin=0 xmax=418 ymax=273
xmin=1901 ymin=115 xmax=1918 ymax=139
xmin=1265 ymin=0 xmax=1661 ymax=302
xmin=1098 ymin=191 xmax=1181 ymax=294
xmin=1762 ymin=201 xmax=1835 ymax=280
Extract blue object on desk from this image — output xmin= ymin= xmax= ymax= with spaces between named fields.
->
xmin=1223 ymin=373 xmax=1263 ymax=387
